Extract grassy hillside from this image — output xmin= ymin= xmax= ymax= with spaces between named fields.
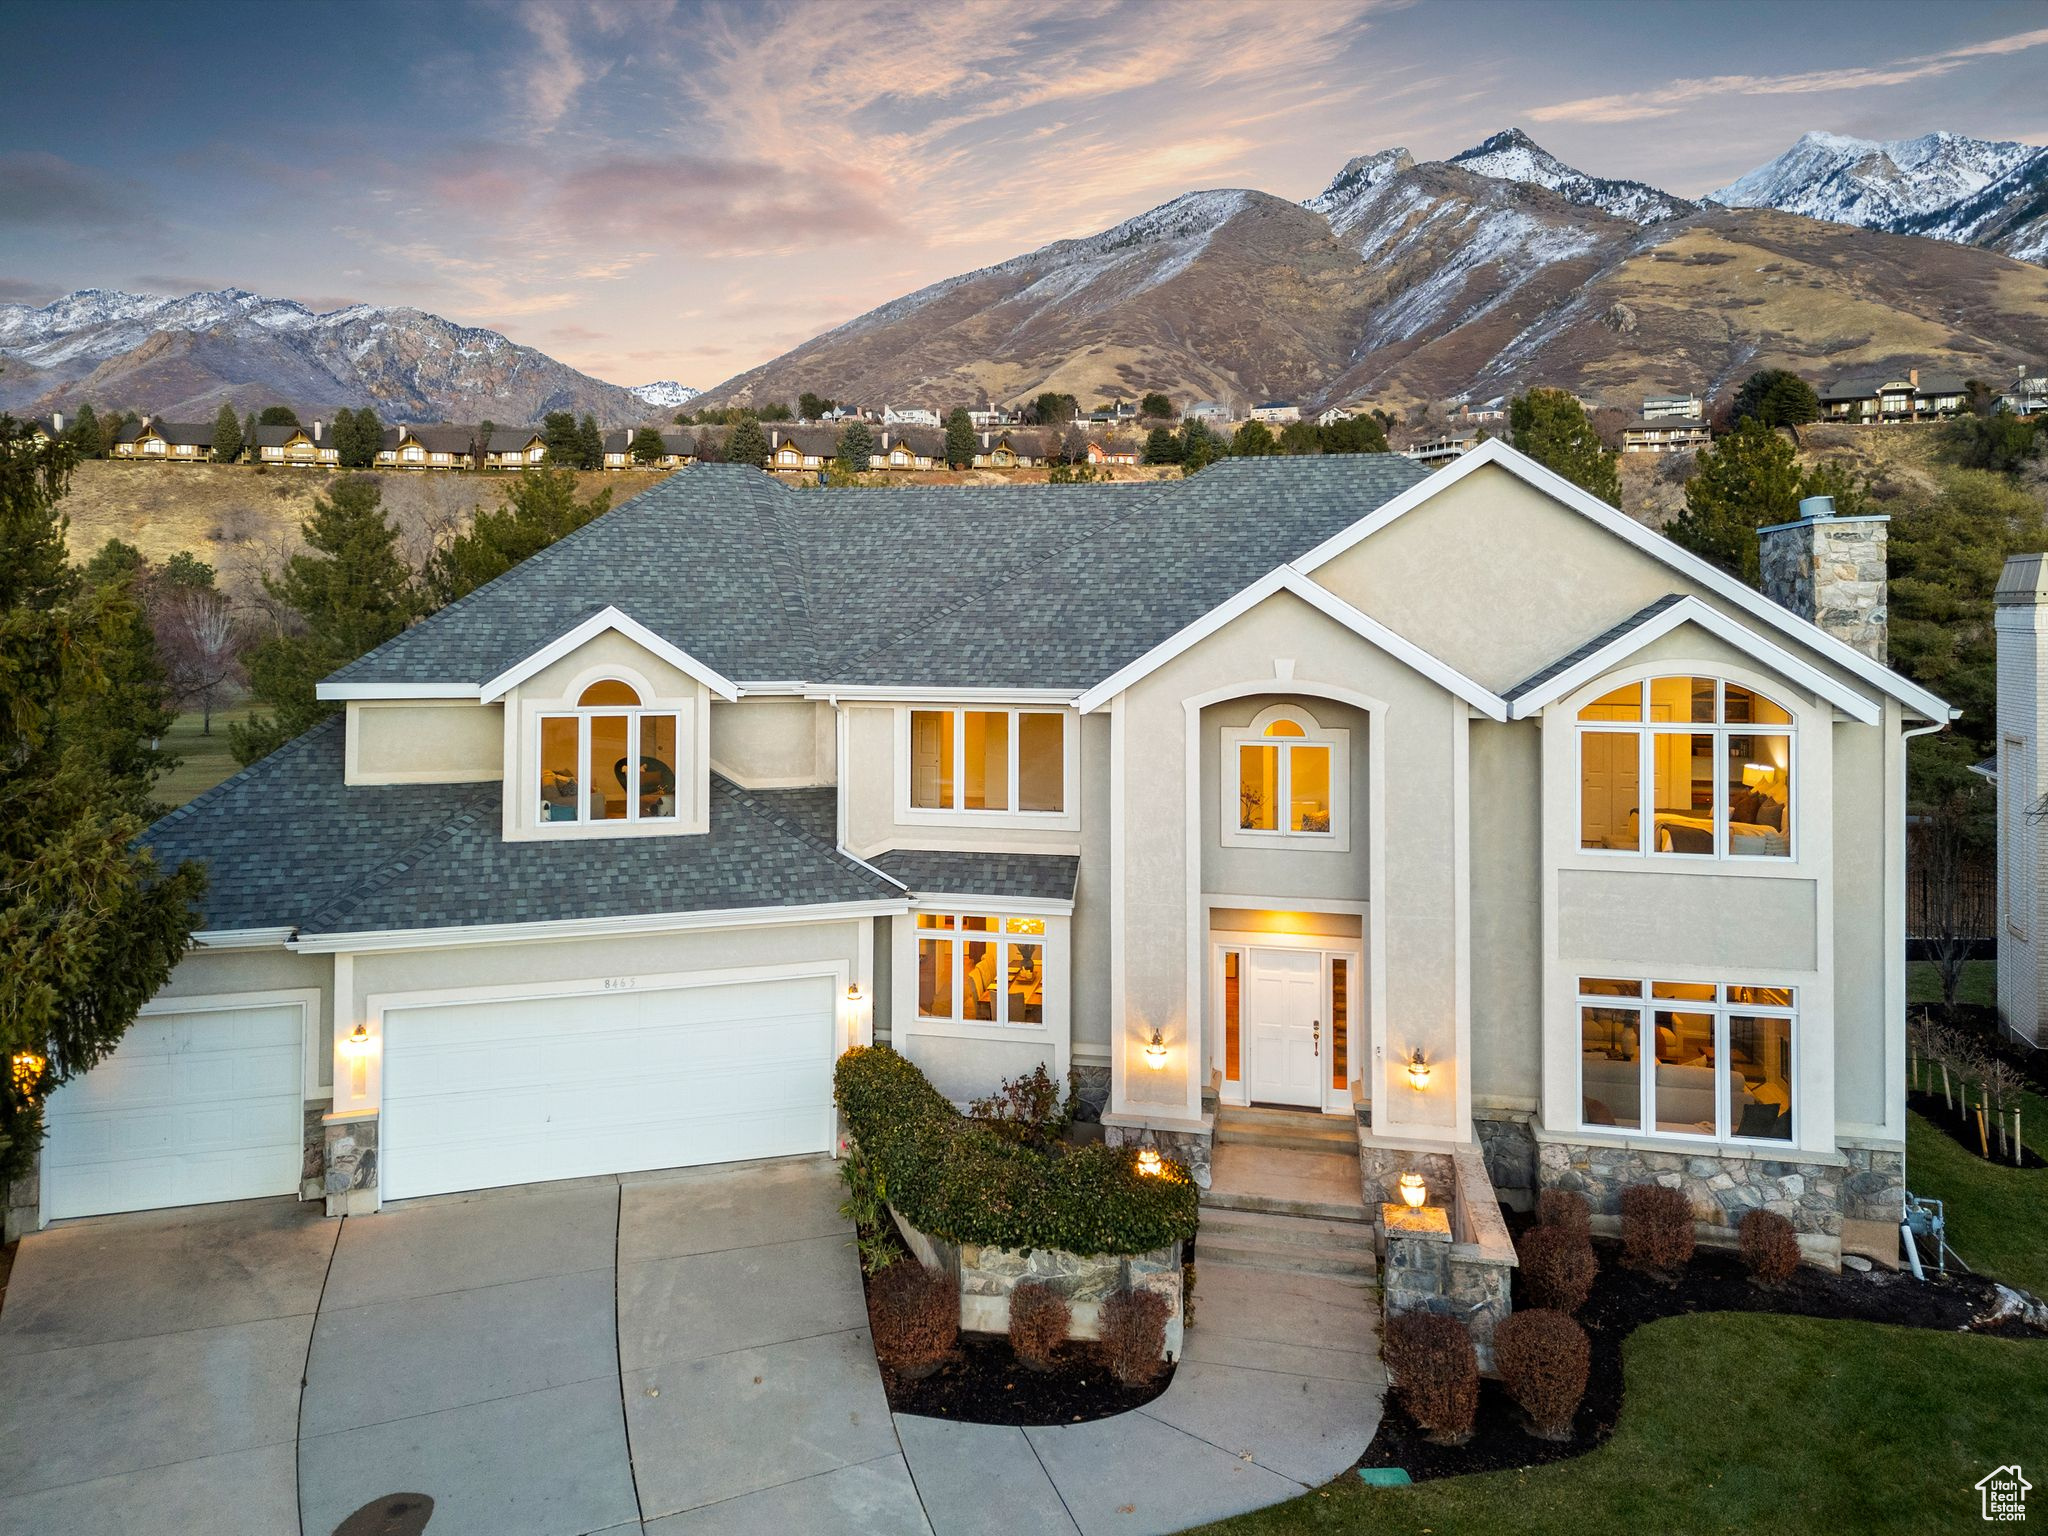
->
xmin=1620 ymin=419 xmax=1953 ymax=527
xmin=56 ymin=461 xmax=656 ymax=597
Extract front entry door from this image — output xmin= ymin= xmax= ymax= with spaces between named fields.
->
xmin=1242 ymin=948 xmax=1324 ymax=1108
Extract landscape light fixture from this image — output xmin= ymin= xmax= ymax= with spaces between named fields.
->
xmin=1136 ymin=1148 xmax=1165 ymax=1178
xmin=10 ymin=1051 xmax=45 ymax=1100
xmin=1406 ymin=1049 xmax=1432 ymax=1090
xmin=1398 ymin=1171 xmax=1427 ymax=1209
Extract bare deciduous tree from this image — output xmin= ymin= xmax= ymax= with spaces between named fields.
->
xmin=1916 ymin=792 xmax=1993 ymax=1006
xmin=154 ymin=589 xmax=242 ymax=734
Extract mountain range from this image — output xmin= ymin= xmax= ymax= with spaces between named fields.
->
xmin=699 ymin=127 xmax=2048 ymax=416
xmin=0 ymin=289 xmax=656 ymax=426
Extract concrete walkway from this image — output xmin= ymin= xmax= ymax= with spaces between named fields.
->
xmin=895 ymin=1263 xmax=1383 ymax=1536
xmin=0 ymin=1158 xmax=1377 ymax=1536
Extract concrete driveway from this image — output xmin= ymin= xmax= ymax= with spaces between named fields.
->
xmin=0 ymin=1157 xmax=927 ymax=1536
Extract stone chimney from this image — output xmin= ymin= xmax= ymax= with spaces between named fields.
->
xmin=1994 ymin=553 xmax=2048 ymax=1046
xmin=1757 ymin=495 xmax=1889 ymax=661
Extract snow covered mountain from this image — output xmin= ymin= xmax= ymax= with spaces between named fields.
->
xmin=0 ymin=288 xmax=650 ymax=424
xmin=1712 ymin=130 xmax=2048 ymax=263
xmin=629 ymin=381 xmax=699 ymax=409
xmin=1447 ymin=129 xmax=1694 ymax=225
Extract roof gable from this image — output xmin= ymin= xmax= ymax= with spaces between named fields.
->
xmin=477 ymin=605 xmax=741 ymax=702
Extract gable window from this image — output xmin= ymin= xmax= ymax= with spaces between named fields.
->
xmin=909 ymin=709 xmax=1065 ymax=814
xmin=1578 ymin=677 xmax=1793 ymax=858
xmin=1578 ymin=976 xmax=1794 ymax=1144
xmin=536 ymin=679 xmax=679 ymax=825
xmin=916 ymin=913 xmax=1047 ymax=1028
xmin=1222 ymin=704 xmax=1349 ymax=848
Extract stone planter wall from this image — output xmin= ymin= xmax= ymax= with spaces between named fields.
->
xmin=890 ymin=1205 xmax=1185 ymax=1359
xmin=1102 ymin=1120 xmax=1213 ymax=1192
xmin=1377 ymin=1145 xmax=1517 ymax=1372
xmin=1536 ymin=1133 xmax=1906 ymax=1269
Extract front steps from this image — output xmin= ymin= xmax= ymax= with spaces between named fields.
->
xmin=1199 ymin=1106 xmax=1375 ymax=1279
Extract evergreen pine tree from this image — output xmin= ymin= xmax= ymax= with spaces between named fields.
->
xmin=577 ymin=414 xmax=605 ymax=471
xmin=727 ymin=418 xmax=771 ymax=468
xmin=1143 ymin=426 xmax=1182 ymax=465
xmin=1730 ymin=369 xmax=1820 ymax=431
xmin=0 ymin=416 xmax=205 ymax=1182
xmin=944 ymin=407 xmax=977 ymax=469
xmin=630 ymin=427 xmax=666 ymax=464
xmin=1178 ymin=418 xmax=1221 ymax=471
xmin=68 ymin=402 xmax=104 ymax=458
xmin=1230 ymin=421 xmax=1278 ymax=457
xmin=834 ymin=421 xmax=873 ymax=477
xmin=1665 ymin=419 xmax=1804 ymax=583
xmin=542 ymin=412 xmax=581 ymax=466
xmin=1509 ymin=388 xmax=1621 ymax=506
xmin=242 ymin=411 xmax=257 ymax=460
xmin=420 ymin=467 xmax=612 ymax=610
xmin=211 ymin=402 xmax=243 ymax=463
xmin=352 ymin=406 xmax=385 ymax=468
xmin=230 ymin=476 xmax=417 ymax=765
xmin=330 ymin=408 xmax=357 ymax=466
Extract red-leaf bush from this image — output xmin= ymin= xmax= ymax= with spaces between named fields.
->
xmin=1098 ymin=1286 xmax=1171 ymax=1386
xmin=871 ymin=1262 xmax=958 ymax=1378
xmin=1384 ymin=1311 xmax=1479 ymax=1444
xmin=1492 ymin=1308 xmax=1590 ymax=1440
xmin=1738 ymin=1207 xmax=1801 ymax=1287
xmin=1517 ymin=1223 xmax=1598 ymax=1313
xmin=1619 ymin=1183 xmax=1695 ymax=1276
xmin=1536 ymin=1187 xmax=1593 ymax=1242
xmin=1008 ymin=1281 xmax=1072 ymax=1370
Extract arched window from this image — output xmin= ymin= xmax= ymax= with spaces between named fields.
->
xmin=537 ymin=678 xmax=679 ymax=827
xmin=1578 ymin=676 xmax=1792 ymax=859
xmin=1223 ymin=704 xmax=1349 ymax=846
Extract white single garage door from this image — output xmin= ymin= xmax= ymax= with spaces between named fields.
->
xmin=380 ymin=974 xmax=838 ymax=1202
xmin=42 ymin=1000 xmax=305 ymax=1222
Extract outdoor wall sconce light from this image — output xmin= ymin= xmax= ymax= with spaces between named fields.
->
xmin=1398 ymin=1170 xmax=1427 ymax=1208
xmin=846 ymin=982 xmax=863 ymax=1003
xmin=10 ymin=1051 xmax=45 ymax=1101
xmin=1144 ymin=1028 xmax=1169 ymax=1069
xmin=342 ymin=1023 xmax=371 ymax=1099
xmin=1406 ymin=1049 xmax=1432 ymax=1090
xmin=1136 ymin=1148 xmax=1165 ymax=1178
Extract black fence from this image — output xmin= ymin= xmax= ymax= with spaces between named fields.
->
xmin=1906 ymin=858 xmax=1994 ymax=945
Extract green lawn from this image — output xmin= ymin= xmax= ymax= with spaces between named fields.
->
xmin=153 ymin=707 xmax=253 ymax=810
xmin=1191 ymin=1312 xmax=2046 ymax=1536
xmin=1906 ymin=1111 xmax=2048 ymax=1297
xmin=1906 ymin=958 xmax=1995 ymax=1010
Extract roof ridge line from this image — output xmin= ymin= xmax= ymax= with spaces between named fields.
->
xmin=707 ymin=773 xmax=898 ymax=895
xmin=299 ymin=786 xmax=500 ymax=934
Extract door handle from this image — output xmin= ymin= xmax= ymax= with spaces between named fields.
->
xmin=1312 ymin=1019 xmax=1321 ymax=1056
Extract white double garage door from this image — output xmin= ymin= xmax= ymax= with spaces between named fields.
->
xmin=42 ymin=973 xmax=838 ymax=1222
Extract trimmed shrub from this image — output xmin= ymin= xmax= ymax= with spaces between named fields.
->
xmin=1536 ymin=1187 xmax=1592 ymax=1242
xmin=1739 ymin=1207 xmax=1801 ymax=1287
xmin=1099 ymin=1287 xmax=1171 ymax=1386
xmin=1619 ymin=1184 xmax=1696 ymax=1276
xmin=871 ymin=1263 xmax=957 ymax=1378
xmin=835 ymin=1047 xmax=1199 ymax=1256
xmin=1517 ymin=1223 xmax=1598 ymax=1313
xmin=1384 ymin=1312 xmax=1478 ymax=1445
xmin=1008 ymin=1281 xmax=1071 ymax=1370
xmin=1493 ymin=1308 xmax=1589 ymax=1440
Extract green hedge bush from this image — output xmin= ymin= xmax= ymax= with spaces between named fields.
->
xmin=834 ymin=1045 xmax=1199 ymax=1256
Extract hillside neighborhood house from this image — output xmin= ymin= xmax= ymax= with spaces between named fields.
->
xmin=1818 ymin=369 xmax=1968 ymax=422
xmin=1249 ymin=401 xmax=1301 ymax=424
xmin=15 ymin=441 xmax=1934 ymax=1298
xmin=1621 ymin=415 xmax=1711 ymax=454
xmin=111 ymin=417 xmax=214 ymax=460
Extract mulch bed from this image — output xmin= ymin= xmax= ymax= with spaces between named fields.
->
xmin=1905 ymin=1089 xmax=2045 ymax=1168
xmin=873 ymin=1326 xmax=1175 ymax=1426
xmin=1362 ymin=1228 xmax=2043 ymax=1482
xmin=1913 ymin=1001 xmax=2048 ymax=1097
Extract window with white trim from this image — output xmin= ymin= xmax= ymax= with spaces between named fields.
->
xmin=1577 ymin=976 xmax=1794 ymax=1143
xmin=536 ymin=679 xmax=680 ymax=825
xmin=1221 ymin=704 xmax=1348 ymax=847
xmin=916 ymin=913 xmax=1047 ymax=1027
xmin=1578 ymin=677 xmax=1793 ymax=859
xmin=908 ymin=709 xmax=1065 ymax=814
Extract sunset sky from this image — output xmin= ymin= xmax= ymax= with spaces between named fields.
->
xmin=3 ymin=0 xmax=2044 ymax=391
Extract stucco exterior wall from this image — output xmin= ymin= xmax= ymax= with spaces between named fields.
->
xmin=346 ymin=701 xmax=503 ymax=785
xmin=709 ymin=698 xmax=834 ymax=788
xmin=157 ymin=944 xmax=337 ymax=1091
xmin=1198 ymin=694 xmax=1372 ymax=903
xmin=1110 ymin=588 xmax=1467 ymax=1138
xmin=1468 ymin=720 xmax=1541 ymax=1107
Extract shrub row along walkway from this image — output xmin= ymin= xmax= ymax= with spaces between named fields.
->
xmin=896 ymin=1262 xmax=1384 ymax=1536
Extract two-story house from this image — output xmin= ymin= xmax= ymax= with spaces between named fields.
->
xmin=483 ymin=428 xmax=548 ymax=470
xmin=113 ymin=418 xmax=215 ymax=461
xmin=253 ymin=422 xmax=340 ymax=467
xmin=375 ymin=425 xmax=476 ymax=470
xmin=23 ymin=445 xmax=1938 ymax=1275
xmin=602 ymin=429 xmax=689 ymax=470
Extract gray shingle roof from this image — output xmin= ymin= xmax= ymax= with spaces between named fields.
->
xmin=868 ymin=850 xmax=1079 ymax=903
xmin=142 ymin=719 xmax=897 ymax=936
xmin=1506 ymin=593 xmax=1689 ymax=703
xmin=325 ymin=455 xmax=1431 ymax=693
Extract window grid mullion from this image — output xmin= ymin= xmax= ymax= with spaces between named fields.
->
xmin=578 ymin=712 xmax=592 ymax=826
xmin=626 ymin=713 xmax=640 ymax=823
xmin=1007 ymin=710 xmax=1020 ymax=813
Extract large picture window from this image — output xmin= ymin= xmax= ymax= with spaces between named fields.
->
xmin=1221 ymin=704 xmax=1349 ymax=847
xmin=536 ymin=679 xmax=680 ymax=826
xmin=1578 ymin=976 xmax=1794 ymax=1144
xmin=908 ymin=708 xmax=1065 ymax=814
xmin=1578 ymin=676 xmax=1792 ymax=858
xmin=916 ymin=912 xmax=1047 ymax=1028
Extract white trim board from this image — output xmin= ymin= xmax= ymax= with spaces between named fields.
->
xmin=1511 ymin=595 xmax=1881 ymax=726
xmin=481 ymin=607 xmax=739 ymax=703
xmin=287 ymin=898 xmax=910 ymax=954
xmin=1076 ymin=566 xmax=1508 ymax=720
xmin=1293 ymin=437 xmax=1950 ymax=723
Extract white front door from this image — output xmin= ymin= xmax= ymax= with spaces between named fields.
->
xmin=1242 ymin=948 xmax=1324 ymax=1108
xmin=379 ymin=974 xmax=837 ymax=1202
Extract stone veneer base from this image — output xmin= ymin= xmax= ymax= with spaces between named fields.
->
xmin=1102 ymin=1117 xmax=1214 ymax=1191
